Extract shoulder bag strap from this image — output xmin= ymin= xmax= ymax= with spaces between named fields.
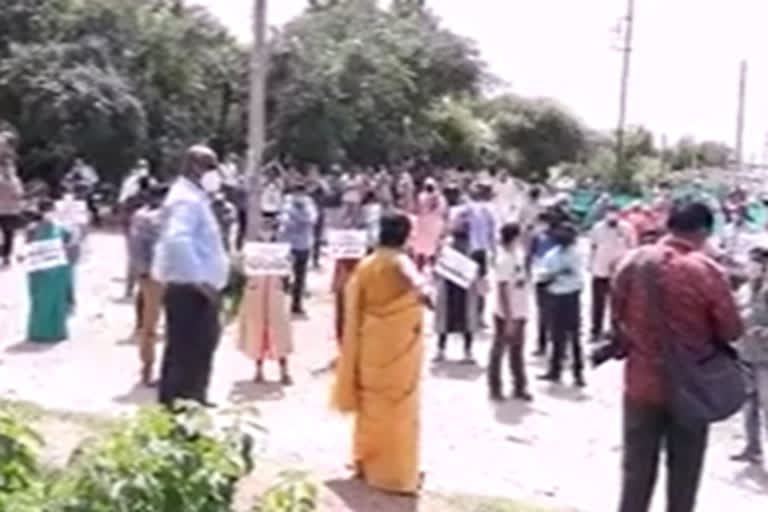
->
xmin=641 ymin=254 xmax=668 ymax=343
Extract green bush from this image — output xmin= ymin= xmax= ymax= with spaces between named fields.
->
xmin=0 ymin=405 xmax=317 ymax=512
xmin=254 ymin=472 xmax=318 ymax=512
xmin=0 ymin=412 xmax=45 ymax=510
xmin=49 ymin=405 xmax=252 ymax=511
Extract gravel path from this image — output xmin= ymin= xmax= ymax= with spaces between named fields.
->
xmin=1 ymin=232 xmax=766 ymax=511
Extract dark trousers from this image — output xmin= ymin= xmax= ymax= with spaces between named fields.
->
xmin=86 ymin=196 xmax=100 ymax=226
xmin=470 ymin=249 xmax=489 ymax=321
xmin=488 ymin=316 xmax=528 ymax=394
xmin=619 ymin=398 xmax=709 ymax=512
xmin=235 ymin=207 xmax=247 ymax=250
xmin=535 ymin=283 xmax=551 ymax=353
xmin=291 ymin=249 xmax=310 ymax=313
xmin=312 ymin=213 xmax=324 ymax=268
xmin=158 ymin=284 xmax=220 ymax=406
xmin=548 ymin=291 xmax=582 ymax=378
xmin=0 ymin=214 xmax=18 ymax=263
xmin=591 ymin=277 xmax=611 ymax=339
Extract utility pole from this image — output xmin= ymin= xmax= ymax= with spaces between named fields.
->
xmin=735 ymin=60 xmax=747 ymax=174
xmin=245 ymin=0 xmax=268 ymax=241
xmin=615 ymin=0 xmax=635 ymax=182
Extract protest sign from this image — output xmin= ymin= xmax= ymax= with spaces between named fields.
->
xmin=435 ymin=246 xmax=479 ymax=289
xmin=25 ymin=238 xmax=68 ymax=272
xmin=327 ymin=229 xmax=367 ymax=259
xmin=55 ymin=199 xmax=89 ymax=227
xmin=242 ymin=242 xmax=291 ymax=276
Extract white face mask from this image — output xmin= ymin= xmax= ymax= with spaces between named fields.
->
xmin=201 ymin=171 xmax=221 ymax=193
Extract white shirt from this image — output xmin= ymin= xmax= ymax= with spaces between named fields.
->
xmin=517 ymin=198 xmax=541 ymax=229
xmin=261 ymin=181 xmax=282 ymax=213
xmin=590 ymin=219 xmax=635 ymax=278
xmin=496 ymin=247 xmax=529 ymax=320
xmin=720 ymin=222 xmax=757 ymax=265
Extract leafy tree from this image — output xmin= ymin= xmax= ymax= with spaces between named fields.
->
xmin=268 ymin=0 xmax=485 ymax=165
xmin=487 ymin=95 xmax=588 ymax=181
xmin=0 ymin=0 xmax=247 ymax=182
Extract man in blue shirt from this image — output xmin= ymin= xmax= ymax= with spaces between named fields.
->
xmin=152 ymin=145 xmax=229 ymax=408
xmin=278 ymin=178 xmax=318 ymax=318
xmin=535 ymin=222 xmax=585 ymax=387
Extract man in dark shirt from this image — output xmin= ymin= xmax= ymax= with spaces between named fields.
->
xmin=611 ymin=201 xmax=743 ymax=512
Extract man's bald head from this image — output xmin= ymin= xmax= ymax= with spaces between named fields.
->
xmin=181 ymin=145 xmax=218 ymax=183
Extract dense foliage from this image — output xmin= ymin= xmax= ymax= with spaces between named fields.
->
xmin=0 ymin=0 xmax=736 ymax=187
xmin=0 ymin=406 xmax=318 ymax=512
xmin=0 ymin=0 xmax=248 ymax=182
xmin=0 ymin=413 xmax=45 ymax=511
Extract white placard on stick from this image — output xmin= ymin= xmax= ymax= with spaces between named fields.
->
xmin=55 ymin=200 xmax=89 ymax=226
xmin=25 ymin=238 xmax=68 ymax=272
xmin=435 ymin=246 xmax=479 ymax=289
xmin=327 ymin=229 xmax=367 ymax=259
xmin=242 ymin=242 xmax=291 ymax=276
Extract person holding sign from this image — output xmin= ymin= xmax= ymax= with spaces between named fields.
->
xmin=433 ymin=220 xmax=482 ymax=364
xmin=332 ymin=213 xmax=430 ymax=495
xmin=237 ymin=240 xmax=295 ymax=386
xmin=25 ymin=199 xmax=73 ymax=343
xmin=331 ymin=199 xmax=368 ymax=346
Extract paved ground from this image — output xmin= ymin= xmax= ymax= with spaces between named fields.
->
xmin=1 ymin=232 xmax=767 ymax=511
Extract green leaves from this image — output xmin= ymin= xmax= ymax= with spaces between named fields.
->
xmin=0 ymin=0 xmax=248 ymax=181
xmin=268 ymin=0 xmax=485 ymax=165
xmin=254 ymin=471 xmax=318 ymax=512
xmin=49 ymin=405 xmax=252 ymax=511
xmin=0 ymin=412 xmax=46 ymax=511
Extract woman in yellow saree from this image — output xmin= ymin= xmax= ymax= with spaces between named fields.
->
xmin=332 ymin=212 xmax=428 ymax=495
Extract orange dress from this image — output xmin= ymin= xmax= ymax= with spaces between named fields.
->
xmin=332 ymin=249 xmax=424 ymax=494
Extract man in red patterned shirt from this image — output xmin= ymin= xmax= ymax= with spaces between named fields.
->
xmin=611 ymin=201 xmax=743 ymax=512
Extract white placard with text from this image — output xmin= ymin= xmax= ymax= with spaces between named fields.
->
xmin=435 ymin=246 xmax=479 ymax=289
xmin=242 ymin=242 xmax=291 ymax=276
xmin=55 ymin=200 xmax=89 ymax=227
xmin=327 ymin=229 xmax=367 ymax=259
xmin=25 ymin=238 xmax=68 ymax=272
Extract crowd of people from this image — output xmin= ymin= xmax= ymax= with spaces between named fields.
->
xmin=2 ymin=131 xmax=768 ymax=511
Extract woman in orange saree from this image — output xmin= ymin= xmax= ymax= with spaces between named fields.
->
xmin=332 ymin=213 xmax=428 ymax=495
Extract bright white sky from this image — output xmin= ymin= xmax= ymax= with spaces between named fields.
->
xmin=196 ymin=0 xmax=768 ymax=161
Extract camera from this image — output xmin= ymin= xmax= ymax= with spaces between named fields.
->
xmin=590 ymin=333 xmax=627 ymax=368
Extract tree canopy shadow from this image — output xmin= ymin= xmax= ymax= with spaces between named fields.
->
xmin=4 ymin=340 xmax=60 ymax=354
xmin=429 ymin=361 xmax=484 ymax=381
xmin=325 ymin=478 xmax=418 ymax=512
xmin=228 ymin=380 xmax=286 ymax=404
xmin=113 ymin=382 xmax=155 ymax=405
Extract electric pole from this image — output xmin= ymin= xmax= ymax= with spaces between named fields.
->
xmin=735 ymin=60 xmax=747 ymax=174
xmin=615 ymin=0 xmax=635 ymax=183
xmin=246 ymin=0 xmax=268 ymax=241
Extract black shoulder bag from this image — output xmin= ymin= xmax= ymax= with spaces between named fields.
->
xmin=644 ymin=259 xmax=746 ymax=426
